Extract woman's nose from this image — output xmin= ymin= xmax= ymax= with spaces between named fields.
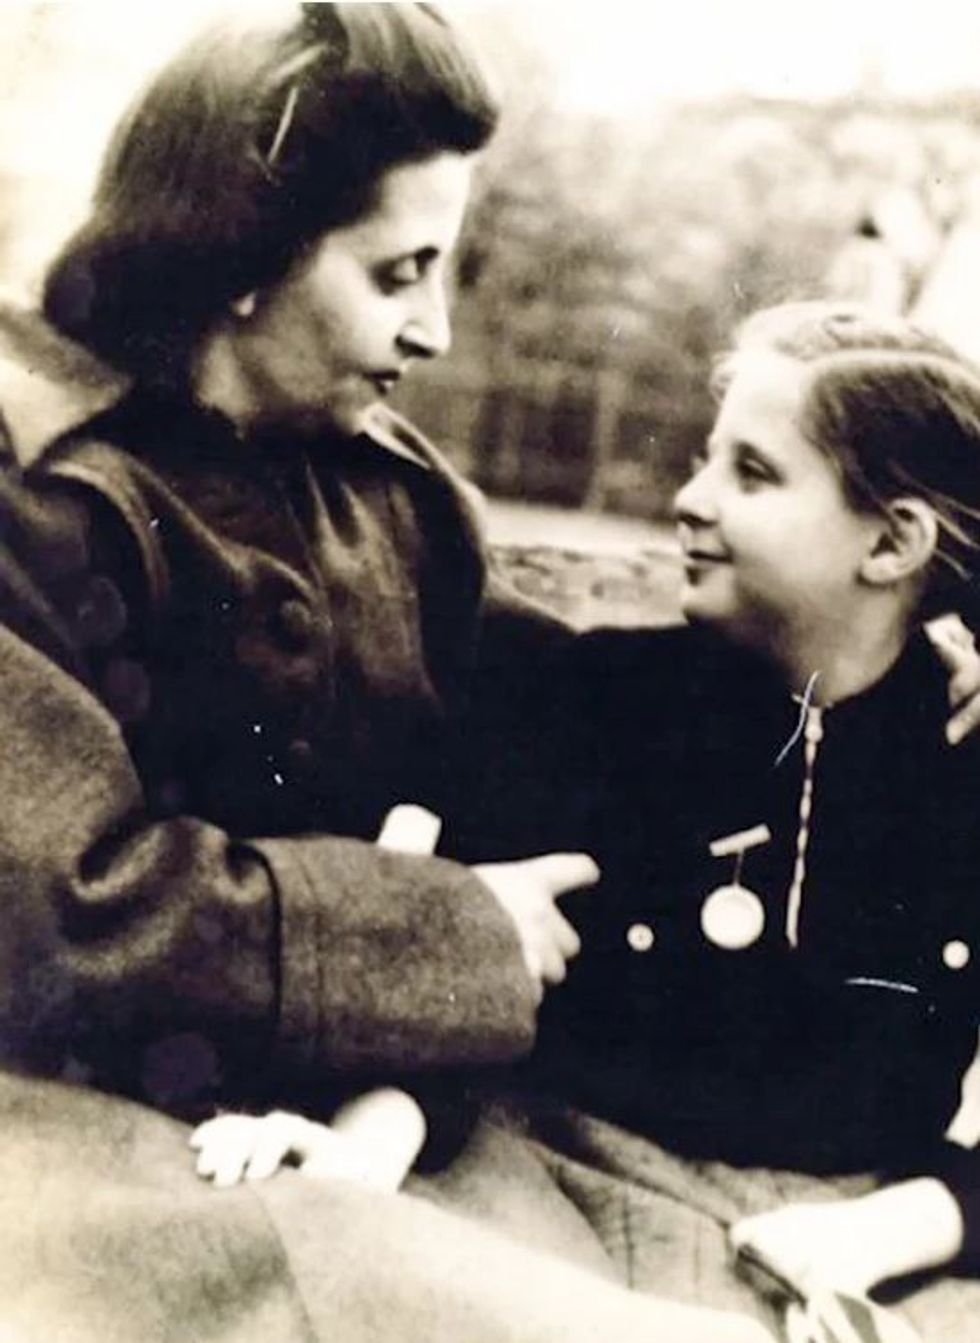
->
xmin=398 ymin=279 xmax=452 ymax=359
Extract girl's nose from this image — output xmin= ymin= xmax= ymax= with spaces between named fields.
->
xmin=673 ymin=462 xmax=717 ymax=526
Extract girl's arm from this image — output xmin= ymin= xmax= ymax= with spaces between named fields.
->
xmin=191 ymin=1087 xmax=428 ymax=1191
xmin=730 ymin=1178 xmax=965 ymax=1298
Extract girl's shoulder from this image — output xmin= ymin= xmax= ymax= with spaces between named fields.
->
xmin=571 ymin=622 xmax=767 ymax=700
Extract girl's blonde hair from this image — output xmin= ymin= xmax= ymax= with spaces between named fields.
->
xmin=717 ymin=301 xmax=980 ymax=616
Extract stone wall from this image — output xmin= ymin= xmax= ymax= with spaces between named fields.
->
xmin=493 ymin=543 xmax=684 ymax=630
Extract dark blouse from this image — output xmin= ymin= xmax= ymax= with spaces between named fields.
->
xmin=457 ymin=623 xmax=980 ymax=1262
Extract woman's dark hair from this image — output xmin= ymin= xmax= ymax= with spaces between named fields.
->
xmin=43 ymin=4 xmax=498 ymax=379
xmin=715 ymin=301 xmax=980 ymax=619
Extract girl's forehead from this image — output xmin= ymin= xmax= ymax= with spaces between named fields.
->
xmin=714 ymin=350 xmax=813 ymax=437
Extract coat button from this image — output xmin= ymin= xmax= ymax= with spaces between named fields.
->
xmin=153 ymin=778 xmax=185 ymax=815
xmin=700 ymin=884 xmax=765 ymax=950
xmin=100 ymin=657 xmax=151 ymax=723
xmin=274 ymin=599 xmax=314 ymax=649
xmin=943 ymin=939 xmax=971 ymax=971
xmin=626 ymin=922 xmax=655 ymax=953
xmin=75 ymin=574 xmax=127 ymax=647
xmin=286 ymin=738 xmax=316 ymax=774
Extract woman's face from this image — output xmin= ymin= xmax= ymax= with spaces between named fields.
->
xmin=228 ymin=151 xmax=475 ymax=435
xmin=674 ymin=351 xmax=882 ymax=652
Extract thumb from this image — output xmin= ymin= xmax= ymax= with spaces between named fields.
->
xmin=925 ymin=613 xmax=977 ymax=674
xmin=526 ymin=852 xmax=600 ymax=898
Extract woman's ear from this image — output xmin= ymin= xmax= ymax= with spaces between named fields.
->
xmin=860 ymin=497 xmax=939 ymax=587
xmin=231 ymin=292 xmax=257 ymax=320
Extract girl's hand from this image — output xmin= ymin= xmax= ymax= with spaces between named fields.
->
xmin=925 ymin=614 xmax=980 ymax=744
xmin=191 ymin=1110 xmax=365 ymax=1188
xmin=731 ymin=1200 xmax=883 ymax=1299
xmin=730 ymin=1180 xmax=964 ymax=1300
xmin=472 ymin=853 xmax=599 ymax=995
xmin=190 ymin=1089 xmax=426 ymax=1192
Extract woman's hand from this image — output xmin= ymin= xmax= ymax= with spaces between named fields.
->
xmin=925 ymin=614 xmax=980 ymax=744
xmin=473 ymin=853 xmax=599 ymax=995
xmin=729 ymin=1179 xmax=964 ymax=1299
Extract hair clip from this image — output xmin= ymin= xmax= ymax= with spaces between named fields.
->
xmin=266 ymin=83 xmax=300 ymax=167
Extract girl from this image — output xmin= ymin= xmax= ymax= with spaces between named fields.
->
xmin=520 ymin=302 xmax=980 ymax=1340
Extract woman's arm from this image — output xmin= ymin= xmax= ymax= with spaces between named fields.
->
xmin=0 ymin=474 xmax=547 ymax=1100
xmin=925 ymin=614 xmax=980 ymax=744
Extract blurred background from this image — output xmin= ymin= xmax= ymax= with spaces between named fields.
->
xmin=2 ymin=1 xmax=980 ymax=533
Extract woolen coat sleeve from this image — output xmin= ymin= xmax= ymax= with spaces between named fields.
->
xmin=0 ymin=472 xmax=538 ymax=1100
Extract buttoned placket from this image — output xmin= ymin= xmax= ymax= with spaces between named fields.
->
xmin=785 ymin=703 xmax=825 ymax=949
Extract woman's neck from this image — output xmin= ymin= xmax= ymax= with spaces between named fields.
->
xmin=190 ymin=328 xmax=259 ymax=439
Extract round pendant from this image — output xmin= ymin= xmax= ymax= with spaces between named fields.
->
xmin=700 ymin=884 xmax=765 ymax=950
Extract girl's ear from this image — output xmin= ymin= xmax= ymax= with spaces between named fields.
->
xmin=860 ymin=497 xmax=939 ymax=587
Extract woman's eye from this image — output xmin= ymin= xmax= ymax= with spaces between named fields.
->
xmin=378 ymin=256 xmax=423 ymax=292
xmin=734 ymin=448 xmax=777 ymax=488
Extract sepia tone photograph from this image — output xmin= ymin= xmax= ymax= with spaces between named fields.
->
xmin=0 ymin=3 xmax=979 ymax=1339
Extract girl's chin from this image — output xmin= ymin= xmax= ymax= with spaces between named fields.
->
xmin=679 ymin=585 xmax=721 ymax=623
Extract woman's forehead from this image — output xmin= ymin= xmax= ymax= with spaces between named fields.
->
xmin=335 ymin=153 xmax=475 ymax=253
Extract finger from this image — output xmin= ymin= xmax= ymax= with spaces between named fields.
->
xmin=196 ymin=1115 xmax=259 ymax=1187
xmin=728 ymin=1216 xmax=781 ymax=1268
xmin=925 ymin=614 xmax=978 ymax=678
xmin=189 ymin=1112 xmax=242 ymax=1154
xmin=926 ymin=612 xmax=975 ymax=654
xmin=947 ymin=663 xmax=980 ymax=707
xmin=194 ymin=1117 xmax=256 ymax=1192
xmin=192 ymin=1113 xmax=247 ymax=1169
xmin=377 ymin=804 xmax=442 ymax=854
xmin=244 ymin=1114 xmax=306 ymax=1182
xmin=946 ymin=691 xmax=980 ymax=745
xmin=539 ymin=944 xmax=568 ymax=986
xmin=189 ymin=1115 xmax=227 ymax=1150
xmin=551 ymin=911 xmax=581 ymax=961
xmin=782 ymin=1304 xmax=816 ymax=1343
xmin=527 ymin=852 xmax=600 ymax=899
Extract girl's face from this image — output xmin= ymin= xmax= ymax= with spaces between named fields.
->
xmin=674 ymin=351 xmax=882 ymax=653
xmin=229 ymin=151 xmax=474 ymax=435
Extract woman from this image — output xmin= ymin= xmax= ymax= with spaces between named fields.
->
xmin=0 ymin=7 xmax=784 ymax=1341
xmin=2 ymin=0 xmax=597 ymax=1104
xmin=500 ymin=303 xmax=980 ymax=1341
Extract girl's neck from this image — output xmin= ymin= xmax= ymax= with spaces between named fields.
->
xmin=770 ymin=603 xmax=913 ymax=708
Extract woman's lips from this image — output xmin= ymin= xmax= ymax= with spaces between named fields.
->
xmin=683 ymin=549 xmax=731 ymax=564
xmin=367 ymin=371 xmax=402 ymax=396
